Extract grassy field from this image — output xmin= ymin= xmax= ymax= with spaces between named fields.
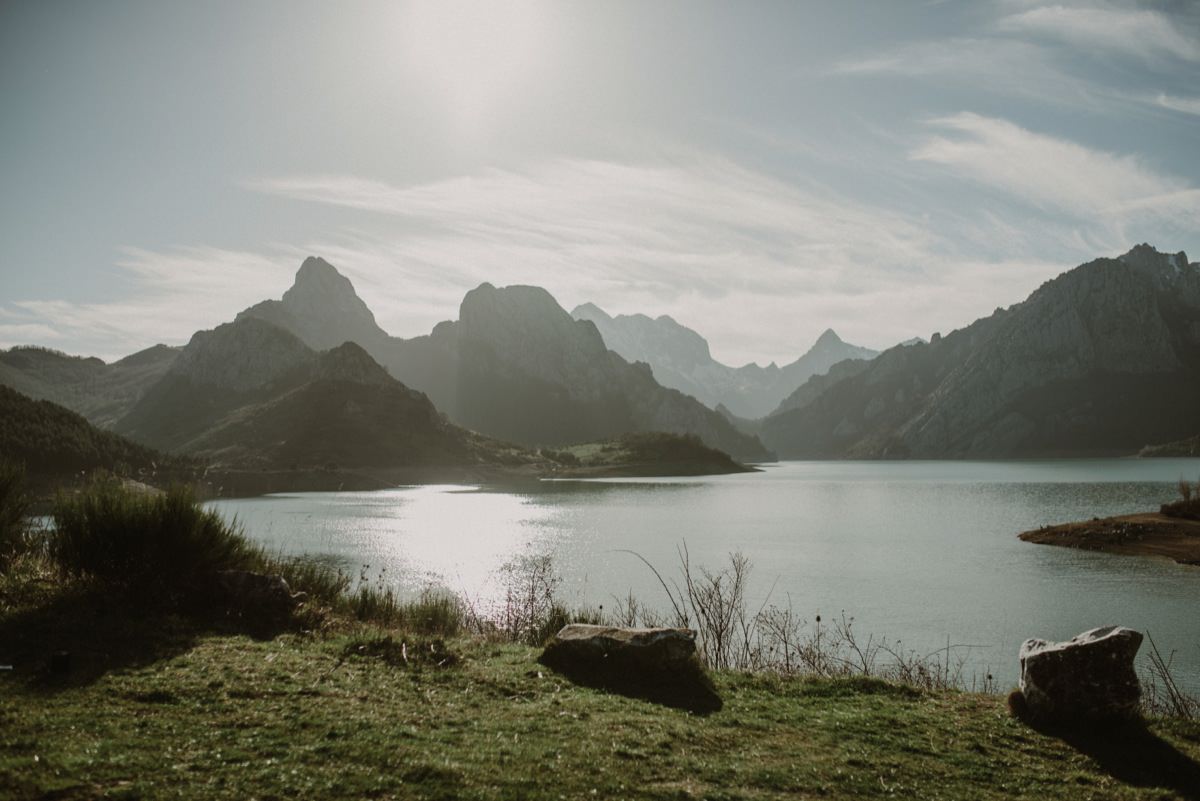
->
xmin=3 ymin=562 xmax=1200 ymax=800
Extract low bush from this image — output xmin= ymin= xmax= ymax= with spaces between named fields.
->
xmin=267 ymin=554 xmax=352 ymax=605
xmin=1162 ymin=477 xmax=1200 ymax=520
xmin=50 ymin=478 xmax=262 ymax=597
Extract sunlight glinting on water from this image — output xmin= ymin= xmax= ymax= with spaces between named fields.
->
xmin=212 ymin=485 xmax=566 ymax=604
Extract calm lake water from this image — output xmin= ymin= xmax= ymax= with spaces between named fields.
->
xmin=208 ymin=459 xmax=1200 ymax=690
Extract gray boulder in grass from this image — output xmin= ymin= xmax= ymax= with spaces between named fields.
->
xmin=539 ymin=624 xmax=721 ymax=713
xmin=1017 ymin=626 xmax=1143 ymax=723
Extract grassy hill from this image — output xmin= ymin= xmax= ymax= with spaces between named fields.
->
xmin=0 ymin=385 xmax=188 ymax=490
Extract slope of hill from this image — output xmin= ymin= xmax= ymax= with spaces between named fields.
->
xmin=113 ymin=318 xmax=317 ymax=452
xmin=760 ymin=245 xmax=1200 ymax=458
xmin=238 ymin=261 xmax=773 ymax=462
xmin=178 ymin=342 xmax=479 ymax=470
xmin=572 ymin=303 xmax=878 ymax=418
xmin=0 ymin=344 xmax=178 ymax=427
xmin=115 ymin=319 xmax=472 ymax=466
xmin=0 ymin=385 xmax=184 ymax=489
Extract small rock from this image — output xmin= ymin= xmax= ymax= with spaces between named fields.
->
xmin=1017 ymin=626 xmax=1143 ymax=724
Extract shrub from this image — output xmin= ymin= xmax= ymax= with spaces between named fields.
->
xmin=50 ymin=478 xmax=262 ymax=597
xmin=1161 ymin=478 xmax=1200 ymax=521
xmin=397 ymin=589 xmax=464 ymax=636
xmin=266 ymin=554 xmax=351 ymax=605
xmin=0 ymin=460 xmax=32 ymax=567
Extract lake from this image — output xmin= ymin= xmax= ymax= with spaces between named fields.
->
xmin=208 ymin=459 xmax=1200 ymax=691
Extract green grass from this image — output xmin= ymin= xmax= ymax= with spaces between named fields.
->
xmin=2 ymin=557 xmax=1199 ymax=800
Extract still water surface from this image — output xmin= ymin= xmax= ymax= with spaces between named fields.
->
xmin=209 ymin=459 xmax=1200 ymax=689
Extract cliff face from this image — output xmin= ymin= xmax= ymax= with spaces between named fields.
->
xmin=761 ymin=245 xmax=1200 ymax=458
xmin=572 ymin=303 xmax=877 ymax=419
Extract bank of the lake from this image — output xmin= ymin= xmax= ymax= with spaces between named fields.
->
xmin=3 ymin=608 xmax=1198 ymax=800
xmin=1021 ymin=513 xmax=1200 ymax=567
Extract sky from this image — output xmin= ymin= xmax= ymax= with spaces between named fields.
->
xmin=1 ymin=0 xmax=1198 ymax=366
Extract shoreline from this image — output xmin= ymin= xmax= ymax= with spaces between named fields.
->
xmin=1019 ymin=512 xmax=1200 ymax=567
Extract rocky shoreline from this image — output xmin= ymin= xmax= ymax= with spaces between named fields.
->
xmin=1019 ymin=513 xmax=1200 ymax=567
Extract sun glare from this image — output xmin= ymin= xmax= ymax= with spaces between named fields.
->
xmin=400 ymin=0 xmax=550 ymax=131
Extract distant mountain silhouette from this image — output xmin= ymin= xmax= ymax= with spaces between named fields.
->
xmin=572 ymin=303 xmax=877 ymax=418
xmin=0 ymin=343 xmax=178 ymax=427
xmin=760 ymin=245 xmax=1200 ymax=458
xmin=238 ymin=261 xmax=773 ymax=461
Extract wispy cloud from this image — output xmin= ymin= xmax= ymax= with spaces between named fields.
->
xmin=7 ymin=143 xmax=1185 ymax=366
xmin=0 ymin=323 xmax=64 ymax=345
xmin=2 ymin=247 xmax=298 ymax=361
xmin=997 ymin=5 xmax=1200 ymax=62
xmin=911 ymin=112 xmax=1195 ymax=218
xmin=246 ymin=154 xmax=1081 ymax=362
xmin=1153 ymin=92 xmax=1200 ymax=116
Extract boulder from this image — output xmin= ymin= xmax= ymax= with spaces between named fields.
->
xmin=214 ymin=570 xmax=305 ymax=613
xmin=1018 ymin=626 xmax=1143 ymax=724
xmin=541 ymin=625 xmax=697 ymax=672
xmin=539 ymin=624 xmax=720 ymax=713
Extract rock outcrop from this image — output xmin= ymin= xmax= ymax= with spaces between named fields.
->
xmin=1017 ymin=626 xmax=1143 ymax=724
xmin=539 ymin=624 xmax=721 ymax=712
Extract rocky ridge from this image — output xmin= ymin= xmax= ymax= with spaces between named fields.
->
xmin=760 ymin=245 xmax=1200 ymax=458
xmin=572 ymin=302 xmax=878 ymax=419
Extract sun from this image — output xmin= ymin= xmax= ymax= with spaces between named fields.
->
xmin=399 ymin=0 xmax=550 ymax=131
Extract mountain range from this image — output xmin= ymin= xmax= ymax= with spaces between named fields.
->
xmin=759 ymin=244 xmax=1200 ymax=458
xmin=236 ymin=259 xmax=772 ymax=461
xmin=571 ymin=304 xmax=877 ymax=418
xmin=2 ymin=244 xmax=1197 ymax=468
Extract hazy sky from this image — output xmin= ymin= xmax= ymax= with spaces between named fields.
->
xmin=2 ymin=1 xmax=1198 ymax=365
